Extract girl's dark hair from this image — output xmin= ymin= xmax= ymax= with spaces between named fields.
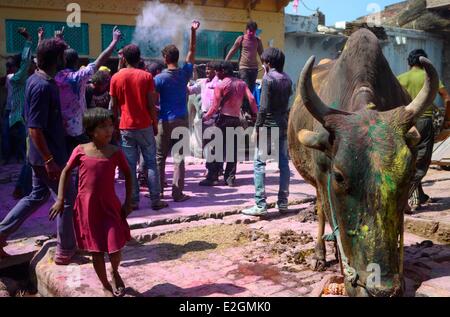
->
xmin=83 ymin=107 xmax=114 ymax=137
xmin=408 ymin=49 xmax=428 ymax=67
xmin=261 ymin=47 xmax=285 ymax=72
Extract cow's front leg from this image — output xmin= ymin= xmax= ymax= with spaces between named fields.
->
xmin=311 ymin=192 xmax=326 ymax=271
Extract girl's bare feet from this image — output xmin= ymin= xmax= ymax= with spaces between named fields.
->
xmin=110 ymin=270 xmax=126 ymax=297
xmin=102 ymin=283 xmax=114 ymax=297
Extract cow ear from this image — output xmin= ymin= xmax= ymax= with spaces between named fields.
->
xmin=297 ymin=129 xmax=330 ymax=152
xmin=405 ymin=126 xmax=421 ymax=147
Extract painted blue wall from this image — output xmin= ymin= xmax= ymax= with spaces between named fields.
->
xmin=284 ymin=18 xmax=446 ymax=107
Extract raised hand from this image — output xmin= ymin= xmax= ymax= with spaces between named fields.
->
xmin=38 ymin=27 xmax=45 ymax=40
xmin=112 ymin=26 xmax=122 ymax=42
xmin=191 ymin=20 xmax=200 ymax=32
xmin=54 ymin=26 xmax=65 ymax=39
xmin=18 ymin=27 xmax=31 ymax=41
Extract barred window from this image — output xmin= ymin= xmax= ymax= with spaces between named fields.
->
xmin=196 ymin=30 xmax=242 ymax=60
xmin=101 ymin=24 xmax=171 ymax=58
xmin=5 ymin=19 xmax=89 ymax=55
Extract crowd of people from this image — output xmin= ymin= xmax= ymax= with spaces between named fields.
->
xmin=0 ymin=18 xmax=449 ymax=296
xmin=0 ymin=20 xmax=294 ymax=296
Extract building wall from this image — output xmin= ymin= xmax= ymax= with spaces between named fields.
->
xmin=0 ymin=0 xmax=289 ymax=73
xmin=426 ymin=0 xmax=450 ymax=9
xmin=284 ymin=32 xmax=347 ymax=88
xmin=443 ymin=38 xmax=450 ymax=96
xmin=382 ymin=26 xmax=446 ymax=107
xmin=284 ymin=26 xmax=446 ymax=107
xmin=382 ymin=27 xmax=444 ymax=78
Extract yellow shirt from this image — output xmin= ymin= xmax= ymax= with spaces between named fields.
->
xmin=397 ymin=67 xmax=444 ymax=118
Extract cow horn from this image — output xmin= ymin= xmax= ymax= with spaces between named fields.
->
xmin=300 ymin=56 xmax=351 ymax=124
xmin=405 ymin=57 xmax=439 ymax=120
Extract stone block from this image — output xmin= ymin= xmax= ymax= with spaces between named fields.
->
xmin=404 ymin=217 xmax=439 ymax=239
xmin=416 ymin=276 xmax=450 ymax=297
xmin=0 ymin=277 xmax=19 ymax=296
xmin=0 ymin=290 xmax=10 ymax=297
xmin=435 ymin=222 xmax=450 ymax=244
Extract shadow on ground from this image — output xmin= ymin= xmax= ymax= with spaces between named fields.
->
xmin=121 ymin=240 xmax=218 ymax=267
xmin=126 ymin=282 xmax=247 ymax=297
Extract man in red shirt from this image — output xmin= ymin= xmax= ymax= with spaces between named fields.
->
xmin=110 ymin=44 xmax=167 ymax=211
xmin=202 ymin=61 xmax=258 ymax=186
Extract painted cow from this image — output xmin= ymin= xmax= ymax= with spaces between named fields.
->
xmin=288 ymin=29 xmax=439 ymax=296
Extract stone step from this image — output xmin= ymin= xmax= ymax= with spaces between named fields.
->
xmin=416 ymin=276 xmax=450 ymax=297
xmin=127 ymin=197 xmax=316 ymax=230
xmin=405 ymin=215 xmax=450 ymax=244
xmin=131 ymin=202 xmax=314 ymax=244
xmin=0 ymin=235 xmax=51 ymax=270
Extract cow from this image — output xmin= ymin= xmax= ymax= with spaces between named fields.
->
xmin=287 ymin=29 xmax=439 ymax=297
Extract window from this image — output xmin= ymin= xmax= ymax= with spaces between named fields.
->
xmin=196 ymin=30 xmax=242 ymax=60
xmin=101 ymin=24 xmax=171 ymax=58
xmin=101 ymin=24 xmax=134 ymax=57
xmin=5 ymin=19 xmax=89 ymax=55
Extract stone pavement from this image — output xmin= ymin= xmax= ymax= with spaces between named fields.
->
xmin=1 ymin=161 xmax=450 ymax=297
xmin=404 ymin=167 xmax=450 ymax=244
xmin=28 ymin=204 xmax=450 ymax=297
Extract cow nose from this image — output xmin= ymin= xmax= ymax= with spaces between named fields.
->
xmin=365 ymin=277 xmax=403 ymax=297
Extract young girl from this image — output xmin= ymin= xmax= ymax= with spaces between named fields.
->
xmin=50 ymin=107 xmax=132 ymax=297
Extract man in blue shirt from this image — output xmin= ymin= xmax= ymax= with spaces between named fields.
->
xmin=154 ymin=20 xmax=200 ymax=202
xmin=0 ymin=38 xmax=76 ymax=264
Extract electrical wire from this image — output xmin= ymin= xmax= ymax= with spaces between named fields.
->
xmin=300 ymin=0 xmax=318 ymax=12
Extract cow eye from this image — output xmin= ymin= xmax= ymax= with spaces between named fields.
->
xmin=333 ymin=170 xmax=345 ymax=183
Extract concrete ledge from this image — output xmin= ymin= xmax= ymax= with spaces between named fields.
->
xmin=133 ymin=202 xmax=313 ymax=244
xmin=416 ymin=276 xmax=450 ymax=297
xmin=0 ymin=235 xmax=51 ymax=270
xmin=404 ymin=216 xmax=450 ymax=244
xmin=128 ymin=197 xmax=316 ymax=231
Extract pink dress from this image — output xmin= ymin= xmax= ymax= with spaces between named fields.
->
xmin=67 ymin=145 xmax=131 ymax=253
